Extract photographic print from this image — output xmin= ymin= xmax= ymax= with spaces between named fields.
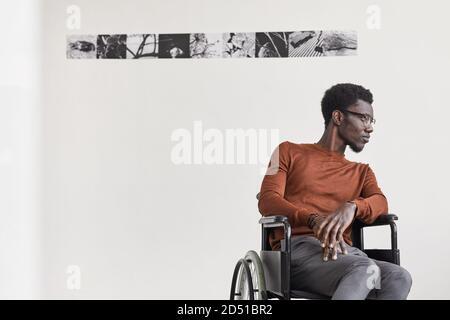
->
xmin=158 ymin=34 xmax=190 ymax=58
xmin=67 ymin=31 xmax=357 ymax=60
xmin=126 ymin=34 xmax=158 ymax=59
xmin=66 ymin=35 xmax=97 ymax=59
xmin=255 ymin=32 xmax=290 ymax=58
xmin=189 ymin=33 xmax=223 ymax=58
xmin=288 ymin=31 xmax=324 ymax=57
xmin=222 ymin=32 xmax=255 ymax=58
xmin=314 ymin=30 xmax=357 ymax=56
xmin=97 ymin=34 xmax=127 ymax=59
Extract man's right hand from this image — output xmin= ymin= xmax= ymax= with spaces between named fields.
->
xmin=310 ymin=214 xmax=348 ymax=261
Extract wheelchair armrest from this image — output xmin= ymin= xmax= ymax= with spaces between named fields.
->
xmin=259 ymin=215 xmax=289 ymax=227
xmin=259 ymin=215 xmax=291 ymax=253
xmin=359 ymin=213 xmax=398 ymax=227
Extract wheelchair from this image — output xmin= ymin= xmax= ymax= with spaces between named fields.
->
xmin=230 ymin=194 xmax=400 ymax=300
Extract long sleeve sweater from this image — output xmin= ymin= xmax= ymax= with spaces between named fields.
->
xmin=258 ymin=141 xmax=388 ymax=250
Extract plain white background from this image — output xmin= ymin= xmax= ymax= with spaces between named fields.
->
xmin=1 ymin=0 xmax=450 ymax=299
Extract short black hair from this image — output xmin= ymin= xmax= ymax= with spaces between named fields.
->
xmin=321 ymin=83 xmax=373 ymax=128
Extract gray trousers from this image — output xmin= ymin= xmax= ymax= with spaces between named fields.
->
xmin=283 ymin=235 xmax=412 ymax=300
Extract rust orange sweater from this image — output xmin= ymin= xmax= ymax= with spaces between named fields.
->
xmin=258 ymin=141 xmax=388 ymax=250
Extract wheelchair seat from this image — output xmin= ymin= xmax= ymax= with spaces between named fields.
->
xmin=290 ymin=290 xmax=329 ymax=300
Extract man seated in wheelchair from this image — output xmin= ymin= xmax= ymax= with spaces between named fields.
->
xmin=258 ymin=83 xmax=412 ymax=300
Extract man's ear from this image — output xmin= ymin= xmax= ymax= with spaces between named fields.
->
xmin=332 ymin=110 xmax=343 ymax=126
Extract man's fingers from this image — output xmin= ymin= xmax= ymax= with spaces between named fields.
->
xmin=316 ymin=218 xmax=328 ymax=241
xmin=323 ymin=246 xmax=330 ymax=261
xmin=317 ymin=221 xmax=329 ymax=247
xmin=339 ymin=239 xmax=347 ymax=255
xmin=331 ymin=245 xmax=338 ymax=260
xmin=318 ymin=215 xmax=333 ymax=236
xmin=329 ymin=223 xmax=341 ymax=248
xmin=314 ymin=219 xmax=324 ymax=238
xmin=322 ymin=219 xmax=338 ymax=248
xmin=318 ymin=218 xmax=331 ymax=246
xmin=337 ymin=229 xmax=346 ymax=251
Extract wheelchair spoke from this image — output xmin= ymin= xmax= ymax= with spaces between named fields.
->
xmin=230 ymin=251 xmax=267 ymax=300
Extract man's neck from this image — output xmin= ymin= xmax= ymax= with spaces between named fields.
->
xmin=316 ymin=127 xmax=346 ymax=155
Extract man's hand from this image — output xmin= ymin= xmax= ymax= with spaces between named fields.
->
xmin=310 ymin=215 xmax=347 ymax=261
xmin=310 ymin=202 xmax=357 ymax=261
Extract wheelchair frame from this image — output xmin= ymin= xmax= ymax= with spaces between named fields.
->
xmin=231 ymin=212 xmax=400 ymax=300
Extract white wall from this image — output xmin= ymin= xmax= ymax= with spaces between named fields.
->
xmin=0 ymin=1 xmax=42 ymax=298
xmin=36 ymin=0 xmax=450 ymax=299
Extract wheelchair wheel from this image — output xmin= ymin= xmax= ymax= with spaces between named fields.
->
xmin=230 ymin=250 xmax=267 ymax=300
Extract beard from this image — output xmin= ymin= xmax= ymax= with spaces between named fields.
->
xmin=348 ymin=141 xmax=363 ymax=153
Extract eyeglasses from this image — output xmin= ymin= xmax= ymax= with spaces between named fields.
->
xmin=341 ymin=110 xmax=376 ymax=126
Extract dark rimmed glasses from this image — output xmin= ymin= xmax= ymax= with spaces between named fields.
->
xmin=341 ymin=110 xmax=376 ymax=126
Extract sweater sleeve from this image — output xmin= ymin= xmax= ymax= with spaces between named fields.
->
xmin=352 ymin=165 xmax=389 ymax=224
xmin=258 ymin=142 xmax=312 ymax=227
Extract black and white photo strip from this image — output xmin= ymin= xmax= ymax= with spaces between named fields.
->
xmin=67 ymin=30 xmax=357 ymax=59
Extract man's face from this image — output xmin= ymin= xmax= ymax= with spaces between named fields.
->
xmin=338 ymin=99 xmax=374 ymax=153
